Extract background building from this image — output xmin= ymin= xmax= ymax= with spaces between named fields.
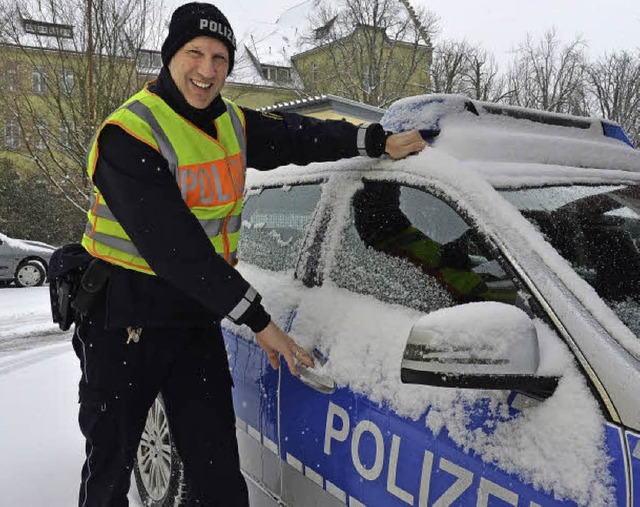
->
xmin=0 ymin=0 xmax=433 ymax=244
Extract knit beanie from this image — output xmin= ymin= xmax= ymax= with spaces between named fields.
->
xmin=161 ymin=2 xmax=236 ymax=74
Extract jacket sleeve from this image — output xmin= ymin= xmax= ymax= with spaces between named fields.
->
xmin=242 ymin=108 xmax=387 ymax=170
xmin=92 ymin=124 xmax=271 ymax=332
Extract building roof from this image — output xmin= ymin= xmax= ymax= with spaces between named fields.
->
xmin=228 ymin=0 xmax=318 ymax=86
xmin=258 ymin=93 xmax=385 ymax=123
xmin=229 ymin=0 xmax=429 ymax=87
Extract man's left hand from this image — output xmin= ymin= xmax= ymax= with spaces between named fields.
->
xmin=385 ymin=130 xmax=428 ymax=160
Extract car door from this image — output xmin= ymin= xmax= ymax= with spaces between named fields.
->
xmin=221 ymin=182 xmax=324 ymax=502
xmin=278 ymin=175 xmax=628 ymax=506
xmin=0 ymin=236 xmax=9 ymax=279
xmin=0 ymin=235 xmax=19 ymax=279
xmin=628 ymin=431 xmax=640 ymax=504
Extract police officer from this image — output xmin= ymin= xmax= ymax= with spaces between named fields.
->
xmin=74 ymin=2 xmax=426 ymax=505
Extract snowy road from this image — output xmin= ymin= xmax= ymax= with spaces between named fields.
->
xmin=0 ymin=286 xmax=272 ymax=506
xmin=0 ymin=286 xmax=70 ymax=357
xmin=0 ymin=286 xmax=144 ymax=506
xmin=0 ymin=324 xmax=71 ymax=357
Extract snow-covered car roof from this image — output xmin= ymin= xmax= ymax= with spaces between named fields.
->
xmin=382 ymin=94 xmax=640 ymax=173
xmin=247 ymin=94 xmax=640 ymax=189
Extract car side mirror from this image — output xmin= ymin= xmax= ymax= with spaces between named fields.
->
xmin=401 ymin=302 xmax=558 ymax=397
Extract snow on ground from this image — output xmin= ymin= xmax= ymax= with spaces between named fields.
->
xmin=0 ymin=286 xmax=53 ymax=326
xmin=0 ymin=286 xmax=70 ymax=358
xmin=0 ymin=287 xmax=143 ymax=506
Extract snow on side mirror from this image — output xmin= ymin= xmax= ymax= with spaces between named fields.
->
xmin=401 ymin=302 xmax=559 ymax=396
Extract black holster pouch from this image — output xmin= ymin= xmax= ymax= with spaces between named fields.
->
xmin=48 ymin=244 xmax=111 ymax=331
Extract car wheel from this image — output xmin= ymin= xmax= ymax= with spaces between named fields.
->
xmin=134 ymin=395 xmax=187 ymax=506
xmin=14 ymin=261 xmax=45 ymax=288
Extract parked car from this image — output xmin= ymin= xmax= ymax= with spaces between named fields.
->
xmin=0 ymin=233 xmax=55 ymax=287
xmin=134 ymin=95 xmax=640 ymax=507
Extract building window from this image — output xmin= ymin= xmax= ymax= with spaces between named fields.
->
xmin=34 ymin=120 xmax=48 ymax=150
xmin=59 ymin=68 xmax=74 ymax=95
xmin=311 ymin=62 xmax=318 ymax=87
xmin=137 ymin=50 xmax=162 ymax=71
xmin=261 ymin=65 xmax=291 ymax=84
xmin=59 ymin=120 xmax=75 ymax=148
xmin=361 ymin=66 xmax=379 ymax=94
xmin=277 ymin=67 xmax=290 ymax=83
xmin=5 ymin=63 xmax=18 ymax=92
xmin=32 ymin=68 xmax=46 ymax=94
xmin=4 ymin=117 xmax=21 ymax=149
xmin=23 ymin=19 xmax=73 ymax=39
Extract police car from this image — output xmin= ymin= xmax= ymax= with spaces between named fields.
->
xmin=134 ymin=95 xmax=640 ymax=507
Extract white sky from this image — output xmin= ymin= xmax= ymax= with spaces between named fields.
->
xmin=170 ymin=0 xmax=640 ymax=66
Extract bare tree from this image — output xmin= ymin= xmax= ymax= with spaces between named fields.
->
xmin=428 ymin=40 xmax=510 ymax=102
xmin=0 ymin=0 xmax=165 ymax=211
xmin=424 ymin=28 xmax=640 ymax=146
xmin=428 ymin=39 xmax=468 ymax=94
xmin=506 ymin=28 xmax=587 ymax=114
xmin=585 ymin=50 xmax=640 ymax=146
xmin=461 ymin=46 xmax=510 ymax=102
xmin=297 ymin=0 xmax=438 ymax=108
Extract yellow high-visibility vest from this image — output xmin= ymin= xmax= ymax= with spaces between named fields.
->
xmin=82 ymin=84 xmax=246 ymax=274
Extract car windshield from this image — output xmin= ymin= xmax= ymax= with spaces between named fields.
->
xmin=500 ymin=184 xmax=640 ymax=338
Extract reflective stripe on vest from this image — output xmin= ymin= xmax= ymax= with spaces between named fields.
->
xmin=82 ymin=87 xmax=246 ymax=274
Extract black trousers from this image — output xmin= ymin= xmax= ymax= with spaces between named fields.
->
xmin=71 ymin=306 xmax=249 ymax=507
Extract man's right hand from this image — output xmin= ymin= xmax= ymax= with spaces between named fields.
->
xmin=255 ymin=321 xmax=314 ymax=376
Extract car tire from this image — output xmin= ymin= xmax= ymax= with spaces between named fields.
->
xmin=134 ymin=395 xmax=188 ymax=506
xmin=14 ymin=261 xmax=45 ymax=288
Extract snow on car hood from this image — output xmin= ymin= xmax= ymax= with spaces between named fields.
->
xmin=0 ymin=233 xmax=55 ymax=255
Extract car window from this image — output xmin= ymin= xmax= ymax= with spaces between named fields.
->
xmin=501 ymin=184 xmax=640 ymax=338
xmin=238 ymin=184 xmax=322 ymax=272
xmin=330 ymin=181 xmax=519 ymax=314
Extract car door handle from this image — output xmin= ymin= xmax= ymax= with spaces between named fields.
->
xmin=296 ymin=349 xmax=336 ymax=394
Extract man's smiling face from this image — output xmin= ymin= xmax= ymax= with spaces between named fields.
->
xmin=168 ymin=36 xmax=229 ymax=109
